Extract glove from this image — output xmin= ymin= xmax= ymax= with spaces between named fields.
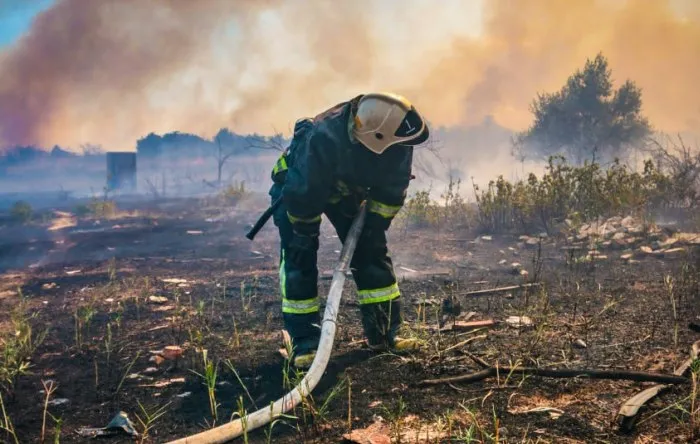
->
xmin=286 ymin=232 xmax=319 ymax=269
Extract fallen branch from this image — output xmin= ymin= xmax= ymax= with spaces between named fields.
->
xmin=442 ymin=334 xmax=487 ymax=354
xmin=616 ymin=340 xmax=700 ymax=434
xmin=459 ymin=350 xmax=491 ymax=369
xmin=417 ymin=366 xmax=691 ymax=387
xmin=462 ymin=283 xmax=541 ymax=298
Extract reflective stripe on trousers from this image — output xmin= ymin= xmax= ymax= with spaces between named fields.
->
xmin=280 ymin=250 xmax=319 ymax=314
xmin=368 ymin=200 xmax=401 ymax=219
xmin=282 ymin=297 xmax=319 ymax=314
xmin=357 ymin=282 xmax=400 ymax=305
xmin=287 ymin=212 xmax=322 ymax=224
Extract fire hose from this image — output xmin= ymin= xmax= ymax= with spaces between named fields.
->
xmin=166 ymin=202 xmax=367 ymax=444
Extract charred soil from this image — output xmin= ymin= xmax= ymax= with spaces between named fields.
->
xmin=0 ymin=196 xmax=698 ymax=443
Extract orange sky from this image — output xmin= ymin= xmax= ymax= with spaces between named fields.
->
xmin=0 ymin=0 xmax=698 ymax=152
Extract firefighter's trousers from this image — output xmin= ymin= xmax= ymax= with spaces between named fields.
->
xmin=270 ymin=186 xmax=402 ymax=356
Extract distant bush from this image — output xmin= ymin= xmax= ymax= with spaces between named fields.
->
xmin=220 ymin=181 xmax=248 ymax=205
xmin=399 ymin=150 xmax=700 ymax=236
xmin=398 ymin=176 xmax=475 ymax=231
xmin=75 ymin=198 xmax=118 ymax=219
xmin=474 ymin=155 xmax=696 ymax=234
xmin=401 ymin=187 xmax=439 ymax=228
xmin=9 ymin=201 xmax=32 ymax=224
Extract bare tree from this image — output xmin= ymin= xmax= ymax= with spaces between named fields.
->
xmin=244 ymin=130 xmax=287 ymax=153
xmin=412 ymin=126 xmax=445 ymax=181
xmin=208 ymin=134 xmax=235 ymax=189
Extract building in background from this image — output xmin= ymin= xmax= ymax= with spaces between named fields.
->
xmin=106 ymin=152 xmax=137 ymax=192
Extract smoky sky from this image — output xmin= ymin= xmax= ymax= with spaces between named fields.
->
xmin=0 ymin=0 xmax=698 ymax=152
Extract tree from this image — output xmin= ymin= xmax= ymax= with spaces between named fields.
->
xmin=211 ymin=129 xmax=238 ymax=188
xmin=515 ymin=53 xmax=651 ymax=165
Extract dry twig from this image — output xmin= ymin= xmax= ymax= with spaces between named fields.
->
xmin=417 ymin=367 xmax=691 ymax=387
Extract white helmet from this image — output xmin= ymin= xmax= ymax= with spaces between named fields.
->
xmin=352 ymin=92 xmax=429 ymax=154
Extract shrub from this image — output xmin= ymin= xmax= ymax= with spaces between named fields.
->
xmin=75 ymin=199 xmax=118 ymax=219
xmin=473 ymin=155 xmax=693 ymax=234
xmin=220 ymin=181 xmax=248 ymax=205
xmin=399 ymin=185 xmax=439 ymax=229
xmin=9 ymin=201 xmax=32 ymax=224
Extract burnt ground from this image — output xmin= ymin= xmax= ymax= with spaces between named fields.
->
xmin=0 ymin=195 xmax=698 ymax=443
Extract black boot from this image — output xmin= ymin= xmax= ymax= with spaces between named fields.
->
xmin=360 ymin=299 xmax=402 ymax=349
xmin=283 ymin=312 xmax=321 ymax=369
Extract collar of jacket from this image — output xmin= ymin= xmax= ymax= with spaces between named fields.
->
xmin=346 ymin=94 xmax=364 ymax=144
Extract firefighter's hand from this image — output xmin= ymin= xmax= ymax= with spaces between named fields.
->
xmin=287 ymin=232 xmax=319 ymax=268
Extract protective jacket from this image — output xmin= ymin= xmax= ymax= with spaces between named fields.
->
xmin=271 ymin=94 xmax=419 ymax=234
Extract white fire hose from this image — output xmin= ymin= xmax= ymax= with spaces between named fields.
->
xmin=166 ymin=202 xmax=367 ymax=444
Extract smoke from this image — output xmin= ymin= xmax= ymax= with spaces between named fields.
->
xmin=0 ymin=0 xmax=698 ymax=153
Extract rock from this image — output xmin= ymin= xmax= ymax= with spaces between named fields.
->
xmin=498 ymin=259 xmax=507 ymax=265
xmin=628 ymin=225 xmax=645 ymax=235
xmin=620 ymin=215 xmax=636 ymax=228
xmin=572 ymin=339 xmax=587 ymax=349
xmin=525 ymin=237 xmax=540 ymax=248
xmin=510 ymin=262 xmax=522 ymax=274
xmin=639 ymin=246 xmax=653 ymax=254
xmin=607 ymin=216 xmax=623 ymax=225
xmin=506 ymin=316 xmax=534 ymax=328
xmin=612 ymin=232 xmax=626 ymax=241
xmin=161 ymin=346 xmax=183 ymax=360
xmin=620 ymin=253 xmax=633 ymax=261
xmin=601 ymin=226 xmax=618 ymax=239
xmin=148 ymin=295 xmax=168 ymax=304
xmin=149 ymin=355 xmax=165 ymax=365
xmin=480 ymin=235 xmax=493 ymax=241
xmin=520 ymin=269 xmax=529 ymax=277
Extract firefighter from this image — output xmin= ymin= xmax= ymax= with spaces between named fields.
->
xmin=269 ymin=92 xmax=430 ymax=369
